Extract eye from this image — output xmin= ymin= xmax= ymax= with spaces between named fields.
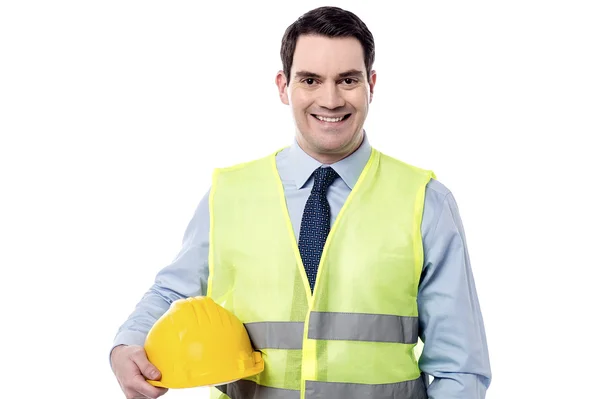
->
xmin=343 ymin=78 xmax=357 ymax=84
xmin=304 ymin=78 xmax=315 ymax=85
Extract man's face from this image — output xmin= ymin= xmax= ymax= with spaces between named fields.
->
xmin=276 ymin=35 xmax=376 ymax=162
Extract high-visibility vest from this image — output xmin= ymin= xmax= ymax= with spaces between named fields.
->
xmin=207 ymin=147 xmax=435 ymax=399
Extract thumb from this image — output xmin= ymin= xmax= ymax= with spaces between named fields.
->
xmin=131 ymin=351 xmax=162 ymax=381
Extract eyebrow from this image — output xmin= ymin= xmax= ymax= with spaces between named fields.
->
xmin=294 ymin=69 xmax=365 ymax=80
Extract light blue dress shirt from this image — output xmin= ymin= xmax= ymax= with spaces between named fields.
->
xmin=112 ymin=134 xmax=492 ymax=398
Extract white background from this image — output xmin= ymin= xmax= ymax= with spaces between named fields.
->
xmin=1 ymin=1 xmax=599 ymax=398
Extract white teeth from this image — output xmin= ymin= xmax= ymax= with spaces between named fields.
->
xmin=315 ymin=115 xmax=345 ymax=122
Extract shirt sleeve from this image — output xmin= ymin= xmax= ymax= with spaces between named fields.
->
xmin=418 ymin=183 xmax=492 ymax=398
xmin=110 ymin=187 xmax=211 ymax=359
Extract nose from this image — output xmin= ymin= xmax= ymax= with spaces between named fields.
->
xmin=316 ymin=81 xmax=345 ymax=110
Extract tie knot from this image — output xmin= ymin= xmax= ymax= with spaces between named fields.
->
xmin=312 ymin=167 xmax=339 ymax=193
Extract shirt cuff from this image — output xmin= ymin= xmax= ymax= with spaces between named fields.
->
xmin=109 ymin=331 xmax=148 ymax=368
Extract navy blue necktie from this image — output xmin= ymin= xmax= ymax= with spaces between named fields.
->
xmin=298 ymin=167 xmax=339 ymax=292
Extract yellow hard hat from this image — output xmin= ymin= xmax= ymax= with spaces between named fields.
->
xmin=143 ymin=296 xmax=264 ymax=389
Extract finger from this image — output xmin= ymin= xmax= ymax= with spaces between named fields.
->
xmin=132 ymin=375 xmax=168 ymax=399
xmin=124 ymin=387 xmax=151 ymax=399
xmin=130 ymin=350 xmax=162 ymax=381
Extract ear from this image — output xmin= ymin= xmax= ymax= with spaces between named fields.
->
xmin=276 ymin=70 xmax=290 ymax=105
xmin=368 ymin=70 xmax=377 ymax=103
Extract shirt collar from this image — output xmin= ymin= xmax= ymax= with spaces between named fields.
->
xmin=290 ymin=131 xmax=372 ymax=190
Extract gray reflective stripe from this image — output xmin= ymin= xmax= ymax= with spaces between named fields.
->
xmin=308 ymin=311 xmax=418 ymax=343
xmin=244 ymin=321 xmax=304 ymax=349
xmin=305 ymin=376 xmax=428 ymax=399
xmin=216 ymin=380 xmax=299 ymax=399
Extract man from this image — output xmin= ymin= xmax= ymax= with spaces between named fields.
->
xmin=110 ymin=6 xmax=492 ymax=399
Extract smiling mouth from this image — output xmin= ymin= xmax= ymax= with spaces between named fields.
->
xmin=311 ymin=113 xmax=351 ymax=123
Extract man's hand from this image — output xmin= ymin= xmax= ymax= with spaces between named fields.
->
xmin=111 ymin=345 xmax=168 ymax=399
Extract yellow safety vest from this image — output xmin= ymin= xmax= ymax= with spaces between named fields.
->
xmin=207 ymin=147 xmax=435 ymax=399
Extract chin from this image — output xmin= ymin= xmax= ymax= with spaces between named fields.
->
xmin=315 ymin=134 xmax=356 ymax=152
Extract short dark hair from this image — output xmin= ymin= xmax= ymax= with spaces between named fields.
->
xmin=280 ymin=6 xmax=375 ymax=85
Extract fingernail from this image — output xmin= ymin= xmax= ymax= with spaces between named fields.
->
xmin=150 ymin=370 xmax=158 ymax=379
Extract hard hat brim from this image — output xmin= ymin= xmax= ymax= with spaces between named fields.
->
xmin=145 ymin=356 xmax=265 ymax=389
